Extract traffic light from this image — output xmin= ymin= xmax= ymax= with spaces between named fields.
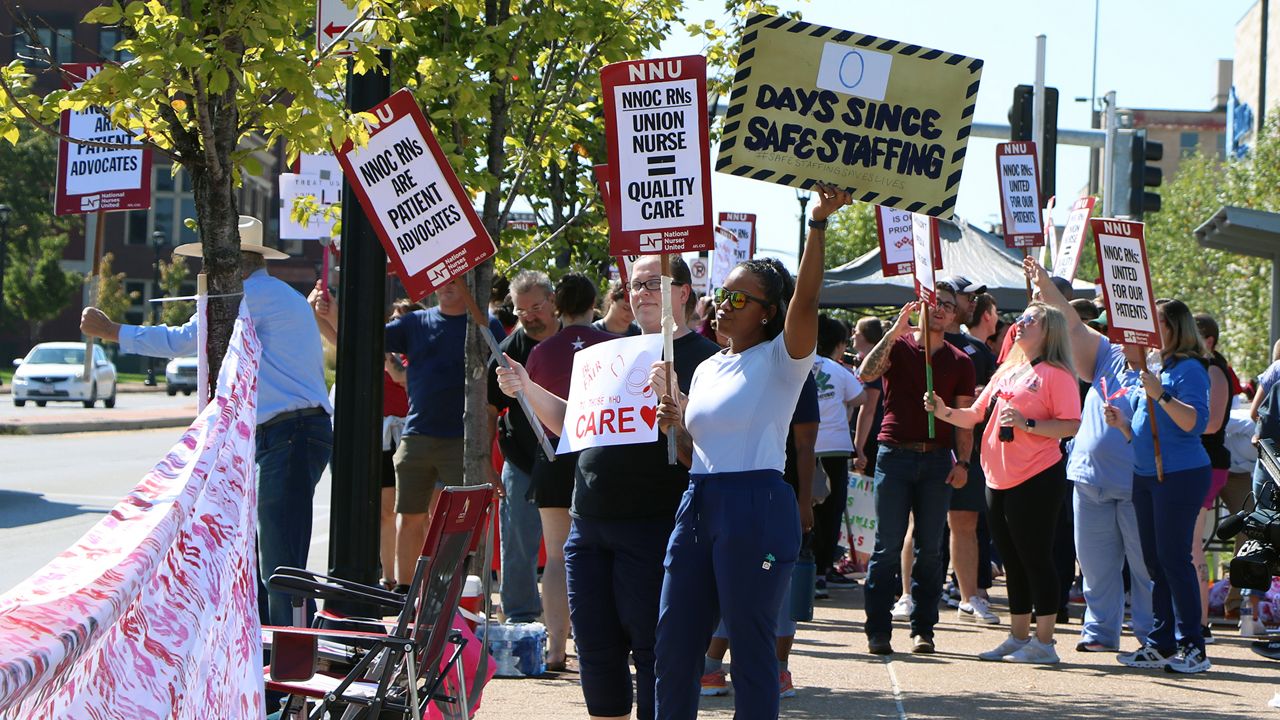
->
xmin=1008 ymin=84 xmax=1058 ymax=203
xmin=1129 ymin=130 xmax=1162 ymax=221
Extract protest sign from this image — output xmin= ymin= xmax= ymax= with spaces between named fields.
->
xmin=278 ymin=173 xmax=342 ymax=240
xmin=839 ymin=473 xmax=877 ymax=557
xmin=55 ymin=64 xmax=152 ymax=216
xmin=875 ymin=204 xmax=942 ymax=277
xmin=717 ymin=212 xmax=757 ymax=256
xmin=335 ymin=89 xmax=495 ymax=301
xmin=995 ymin=141 xmax=1043 ymax=248
xmin=1091 ymin=218 xmax=1161 ymax=348
xmin=601 ymin=55 xmax=714 ymax=255
xmin=710 ymin=225 xmax=750 ymax=291
xmin=557 ymin=334 xmax=665 ymax=453
xmin=716 ymin=15 xmax=982 ymax=218
xmin=912 ymin=213 xmax=938 ymax=304
xmin=1053 ymin=196 xmax=1097 ymax=282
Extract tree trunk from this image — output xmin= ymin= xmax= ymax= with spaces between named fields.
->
xmin=189 ymin=164 xmax=240 ymax=398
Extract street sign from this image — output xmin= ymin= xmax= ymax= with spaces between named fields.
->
xmin=995 ymin=141 xmax=1044 ymax=248
xmin=717 ymin=212 xmax=757 ymax=257
xmin=875 ymin=205 xmax=942 ymax=277
xmin=601 ymin=55 xmax=713 ymax=255
xmin=1092 ymin=218 xmax=1160 ymax=348
xmin=1053 ymin=196 xmax=1097 ymax=282
xmin=688 ymin=254 xmax=710 ymax=295
xmin=54 ymin=64 xmax=152 ymax=216
xmin=316 ymin=0 xmax=374 ymax=56
xmin=334 ymin=89 xmax=495 ymax=301
xmin=912 ymin=213 xmax=938 ymax=305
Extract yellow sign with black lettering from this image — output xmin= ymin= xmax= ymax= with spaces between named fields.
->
xmin=716 ymin=15 xmax=983 ymax=219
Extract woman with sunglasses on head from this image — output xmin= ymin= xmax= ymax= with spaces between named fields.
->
xmin=1103 ymin=298 xmax=1213 ymax=674
xmin=494 ymin=256 xmax=718 ymax=720
xmin=926 ymin=302 xmax=1081 ymax=664
xmin=645 ymin=185 xmax=850 ymax=720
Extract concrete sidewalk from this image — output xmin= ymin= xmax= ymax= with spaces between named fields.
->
xmin=478 ymin=583 xmax=1279 ymax=719
xmin=0 ymin=401 xmax=194 ymax=435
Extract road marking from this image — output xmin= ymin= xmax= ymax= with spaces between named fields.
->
xmin=882 ymin=657 xmax=908 ymax=720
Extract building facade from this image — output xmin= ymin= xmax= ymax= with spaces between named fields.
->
xmin=1230 ymin=0 xmax=1280 ymax=158
xmin=1119 ymin=59 xmax=1231 ymax=184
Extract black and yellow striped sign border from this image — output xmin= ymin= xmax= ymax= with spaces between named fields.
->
xmin=715 ymin=14 xmax=983 ymax=219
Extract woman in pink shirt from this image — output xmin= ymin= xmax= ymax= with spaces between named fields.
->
xmin=926 ymin=302 xmax=1081 ymax=664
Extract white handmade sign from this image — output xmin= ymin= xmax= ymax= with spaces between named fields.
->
xmin=278 ymin=173 xmax=342 ymax=240
xmin=840 ymin=473 xmax=877 ymax=557
xmin=912 ymin=213 xmax=938 ymax=304
xmin=1052 ymin=196 xmax=1097 ymax=282
xmin=557 ymin=334 xmax=664 ymax=453
xmin=709 ymin=225 xmax=749 ymax=291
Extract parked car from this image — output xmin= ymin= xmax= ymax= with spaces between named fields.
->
xmin=165 ymin=356 xmax=198 ymax=396
xmin=11 ymin=342 xmax=117 ymax=408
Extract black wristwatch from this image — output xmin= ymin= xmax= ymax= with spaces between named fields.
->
xmin=956 ymin=459 xmax=970 ymax=469
xmin=1158 ymin=391 xmax=1173 ymax=405
xmin=1024 ymin=418 xmax=1037 ymax=431
xmin=808 ymin=217 xmax=828 ymax=230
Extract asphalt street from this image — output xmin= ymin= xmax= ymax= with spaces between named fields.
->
xmin=0 ymin=427 xmax=332 ymax=594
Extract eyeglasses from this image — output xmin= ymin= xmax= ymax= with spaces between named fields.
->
xmin=713 ymin=286 xmax=770 ymax=310
xmin=936 ymin=300 xmax=958 ymax=313
xmin=629 ymin=277 xmax=688 ymax=292
xmin=1014 ymin=312 xmax=1038 ymax=327
xmin=514 ymin=302 xmax=546 ymax=318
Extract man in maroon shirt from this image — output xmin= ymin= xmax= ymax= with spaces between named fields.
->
xmin=858 ymin=287 xmax=976 ymax=655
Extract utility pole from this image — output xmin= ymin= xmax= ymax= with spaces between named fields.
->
xmin=1103 ymin=91 xmax=1117 ymax=217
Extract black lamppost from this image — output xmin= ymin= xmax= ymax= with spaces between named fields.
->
xmin=0 ymin=204 xmax=11 ymax=310
xmin=795 ymin=188 xmax=811 ymax=260
xmin=144 ymin=228 xmax=167 ymax=386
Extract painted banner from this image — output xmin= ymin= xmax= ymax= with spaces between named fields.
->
xmin=1052 ymin=196 xmax=1097 ymax=282
xmin=557 ymin=334 xmax=664 ymax=453
xmin=717 ymin=212 xmax=757 ymax=256
xmin=995 ymin=141 xmax=1043 ymax=248
xmin=838 ymin=473 xmax=877 ymax=557
xmin=912 ymin=213 xmax=938 ymax=304
xmin=0 ymin=303 xmax=262 ymax=717
xmin=709 ymin=225 xmax=750 ymax=291
xmin=601 ymin=55 xmax=714 ymax=255
xmin=715 ymin=14 xmax=983 ymax=218
xmin=1091 ymin=218 xmax=1161 ymax=348
xmin=55 ymin=64 xmax=152 ymax=216
xmin=875 ymin=204 xmax=942 ymax=277
xmin=335 ymin=89 xmax=496 ymax=301
xmin=279 ymin=172 xmax=342 ymax=240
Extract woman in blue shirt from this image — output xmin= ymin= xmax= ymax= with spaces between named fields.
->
xmin=1104 ymin=298 xmax=1211 ymax=674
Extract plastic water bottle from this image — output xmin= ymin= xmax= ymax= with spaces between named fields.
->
xmin=483 ymin=622 xmax=522 ymax=676
xmin=791 ymin=534 xmax=816 ymax=622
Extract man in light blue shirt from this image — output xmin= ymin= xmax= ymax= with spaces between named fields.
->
xmin=80 ymin=216 xmax=331 ymax=628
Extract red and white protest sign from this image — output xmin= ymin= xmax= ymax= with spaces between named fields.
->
xmin=601 ymin=55 xmax=713 ymax=255
xmin=1091 ymin=218 xmax=1161 ymax=349
xmin=717 ymin=212 xmax=757 ymax=257
xmin=557 ymin=334 xmax=664 ymax=453
xmin=334 ymin=89 xmax=495 ymax=302
xmin=875 ymin=205 xmax=942 ymax=277
xmin=995 ymin=141 xmax=1043 ymax=248
xmin=1053 ymin=196 xmax=1097 ymax=282
xmin=55 ymin=64 xmax=152 ymax=216
xmin=912 ymin=213 xmax=939 ymax=304
xmin=709 ymin=225 xmax=750 ymax=291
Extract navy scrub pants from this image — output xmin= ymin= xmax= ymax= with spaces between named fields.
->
xmin=565 ymin=515 xmax=673 ymax=720
xmin=1132 ymin=465 xmax=1211 ymax=654
xmin=654 ymin=470 xmax=801 ymax=720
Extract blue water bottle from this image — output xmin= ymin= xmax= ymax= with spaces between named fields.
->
xmin=791 ymin=533 xmax=816 ymax=622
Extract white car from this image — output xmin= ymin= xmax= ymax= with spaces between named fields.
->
xmin=11 ymin=342 xmax=117 ymax=408
xmin=165 ymin=356 xmax=198 ymax=396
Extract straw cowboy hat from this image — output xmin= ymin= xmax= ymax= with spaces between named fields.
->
xmin=173 ymin=215 xmax=289 ymax=260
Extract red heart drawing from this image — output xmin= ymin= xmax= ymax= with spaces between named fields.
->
xmin=640 ymin=404 xmax=658 ymax=430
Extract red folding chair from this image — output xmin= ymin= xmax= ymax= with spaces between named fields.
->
xmin=263 ymin=484 xmax=493 ymax=719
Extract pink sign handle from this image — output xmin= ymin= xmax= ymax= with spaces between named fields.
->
xmin=321 ymin=242 xmax=331 ymax=295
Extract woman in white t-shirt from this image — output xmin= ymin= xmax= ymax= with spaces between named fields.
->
xmin=650 ymin=185 xmax=851 ymax=720
xmin=812 ymin=314 xmax=863 ymax=587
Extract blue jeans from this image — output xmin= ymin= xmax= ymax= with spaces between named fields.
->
xmin=864 ymin=446 xmax=954 ymax=640
xmin=1073 ymin=482 xmax=1153 ymax=647
xmin=256 ymin=413 xmax=333 ymax=628
xmin=499 ymin=461 xmax=543 ymax=622
xmin=566 ymin=517 xmax=672 ymax=720
xmin=1133 ymin=466 xmax=1211 ymax=654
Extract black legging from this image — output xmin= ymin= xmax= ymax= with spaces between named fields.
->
xmin=814 ymin=455 xmax=851 ymax=573
xmin=986 ymin=458 xmax=1067 ymax=617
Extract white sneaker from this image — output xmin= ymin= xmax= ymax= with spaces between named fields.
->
xmin=1004 ymin=639 xmax=1060 ymax=664
xmin=958 ymin=596 xmax=1000 ymax=625
xmin=979 ymin=635 xmax=1028 ymax=661
xmin=1117 ymin=645 xmax=1173 ymax=669
xmin=1241 ymin=615 xmax=1268 ymax=638
xmin=1165 ymin=646 xmax=1211 ymax=674
xmin=891 ymin=596 xmax=915 ymax=621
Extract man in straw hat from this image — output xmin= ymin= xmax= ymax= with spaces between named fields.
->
xmin=80 ymin=215 xmax=332 ymax=628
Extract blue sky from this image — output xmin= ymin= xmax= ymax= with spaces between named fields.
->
xmin=657 ymin=0 xmax=1255 ymax=268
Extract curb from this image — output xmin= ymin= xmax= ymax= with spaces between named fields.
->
xmin=0 ymin=384 xmax=165 ymax=397
xmin=0 ymin=415 xmax=192 ymax=436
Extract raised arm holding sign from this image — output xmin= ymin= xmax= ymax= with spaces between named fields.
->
xmin=912 ymin=213 xmax=939 ymax=438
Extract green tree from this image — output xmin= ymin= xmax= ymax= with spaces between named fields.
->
xmin=0 ymin=0 xmax=416 ymax=384
xmin=823 ymin=201 xmax=878 ymax=268
xmin=0 ymin=133 xmax=83 ymax=342
xmin=94 ymin=252 xmax=134 ymax=329
xmin=158 ymin=257 xmax=194 ymax=326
